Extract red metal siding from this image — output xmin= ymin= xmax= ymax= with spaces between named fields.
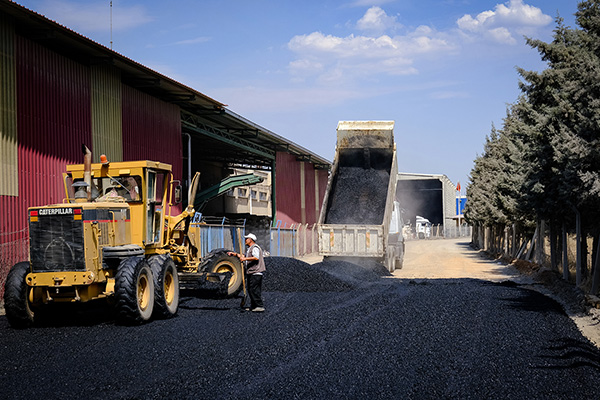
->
xmin=5 ymin=36 xmax=91 ymax=235
xmin=275 ymin=152 xmax=329 ymax=227
xmin=304 ymin=162 xmax=316 ymax=225
xmin=275 ymin=151 xmax=301 ymax=227
xmin=1 ymin=35 xmax=92 ymax=278
xmin=121 ymin=85 xmax=182 ymax=182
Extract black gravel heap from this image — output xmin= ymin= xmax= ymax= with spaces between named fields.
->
xmin=314 ymin=257 xmax=391 ymax=286
xmin=2 ymin=265 xmax=600 ymax=399
xmin=263 ymin=257 xmax=354 ymax=292
xmin=324 ymin=148 xmax=392 ymax=225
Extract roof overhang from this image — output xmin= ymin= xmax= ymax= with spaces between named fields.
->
xmin=2 ymin=1 xmax=331 ymax=170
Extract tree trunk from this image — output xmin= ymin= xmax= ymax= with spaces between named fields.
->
xmin=504 ymin=226 xmax=509 ymax=256
xmin=562 ymin=222 xmax=569 ymax=281
xmin=592 ymin=233 xmax=600 ymax=295
xmin=582 ymin=229 xmax=588 ymax=281
xmin=549 ymin=221 xmax=558 ymax=271
xmin=592 ymin=232 xmax=599 ymax=282
xmin=526 ymin=226 xmax=538 ymax=262
xmin=576 ymin=208 xmax=582 ymax=287
xmin=535 ymin=220 xmax=545 ymax=266
xmin=512 ymin=223 xmax=517 ymax=258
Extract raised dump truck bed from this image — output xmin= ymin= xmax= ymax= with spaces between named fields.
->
xmin=317 ymin=121 xmax=403 ymax=272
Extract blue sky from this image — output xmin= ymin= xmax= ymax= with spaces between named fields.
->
xmin=15 ymin=0 xmax=579 ymax=189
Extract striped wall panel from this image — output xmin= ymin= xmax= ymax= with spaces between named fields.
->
xmin=274 ymin=151 xmax=329 ymax=227
xmin=121 ymin=84 xmax=182 ymax=182
xmin=0 ymin=14 xmax=17 ymax=197
xmin=16 ymin=35 xmax=92 ymax=207
xmin=0 ymin=35 xmax=92 ymax=254
xmin=91 ymin=64 xmax=122 ymax=162
xmin=275 ymin=151 xmax=302 ymax=227
xmin=303 ymin=162 xmax=316 ymax=224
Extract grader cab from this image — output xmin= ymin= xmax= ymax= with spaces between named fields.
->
xmin=3 ymin=148 xmax=254 ymax=328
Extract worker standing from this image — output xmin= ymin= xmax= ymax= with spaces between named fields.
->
xmin=229 ymin=233 xmax=266 ymax=312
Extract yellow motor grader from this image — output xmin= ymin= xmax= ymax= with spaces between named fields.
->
xmin=3 ymin=147 xmax=257 ymax=327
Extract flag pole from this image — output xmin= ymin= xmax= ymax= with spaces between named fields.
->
xmin=456 ymin=182 xmax=461 ymax=235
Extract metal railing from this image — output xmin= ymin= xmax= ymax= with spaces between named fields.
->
xmin=269 ymin=222 xmax=318 ymax=258
xmin=192 ymin=215 xmax=246 ymax=256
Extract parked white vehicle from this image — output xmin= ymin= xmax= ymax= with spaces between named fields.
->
xmin=415 ymin=215 xmax=432 ymax=239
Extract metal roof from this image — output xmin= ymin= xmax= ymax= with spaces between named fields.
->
xmin=2 ymin=1 xmax=331 ymax=170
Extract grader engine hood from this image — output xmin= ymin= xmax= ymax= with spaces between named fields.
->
xmin=29 ymin=207 xmax=86 ymax=272
xmin=29 ymin=204 xmax=131 ymax=272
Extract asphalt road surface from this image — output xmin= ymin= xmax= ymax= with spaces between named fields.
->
xmin=1 ymin=238 xmax=599 ymax=399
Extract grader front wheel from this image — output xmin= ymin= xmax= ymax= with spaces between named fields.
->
xmin=115 ymin=257 xmax=155 ymax=325
xmin=3 ymin=262 xmax=35 ymax=328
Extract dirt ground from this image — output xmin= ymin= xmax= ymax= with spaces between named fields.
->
xmin=396 ymin=237 xmax=600 ymax=348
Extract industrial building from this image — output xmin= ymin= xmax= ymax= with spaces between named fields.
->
xmin=396 ymin=172 xmax=461 ymax=237
xmin=0 ymin=2 xmax=330 ymax=271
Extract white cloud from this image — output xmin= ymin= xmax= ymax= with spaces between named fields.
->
xmin=37 ymin=0 xmax=153 ymax=33
xmin=430 ymin=91 xmax=469 ymax=100
xmin=212 ymin=86 xmax=366 ymax=112
xmin=209 ymin=79 xmax=464 ymax=114
xmin=286 ymin=1 xmax=552 ymax=86
xmin=357 ymin=6 xmax=401 ymax=34
xmin=173 ymin=37 xmax=211 ymax=46
xmin=457 ymin=0 xmax=552 ymax=44
xmin=288 ymin=26 xmax=454 ymax=82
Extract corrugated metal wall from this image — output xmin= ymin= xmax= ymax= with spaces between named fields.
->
xmin=121 ymin=84 xmax=182 ymax=182
xmin=16 ymin=35 xmax=92 ymax=205
xmin=91 ymin=64 xmax=122 ymax=162
xmin=275 ymin=151 xmax=301 ymax=226
xmin=303 ymin=162 xmax=316 ymax=224
xmin=0 ymin=14 xmax=17 ymax=198
xmin=275 ymin=151 xmax=328 ymax=227
xmin=0 ymin=35 xmax=92 ymax=274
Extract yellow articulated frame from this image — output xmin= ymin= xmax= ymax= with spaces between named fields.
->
xmin=27 ymin=271 xmax=96 ymax=287
xmin=26 ymin=272 xmax=116 ymax=303
xmin=26 ymin=271 xmax=97 ymax=303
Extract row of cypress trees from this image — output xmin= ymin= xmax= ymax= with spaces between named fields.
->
xmin=465 ymin=1 xmax=600 ymax=291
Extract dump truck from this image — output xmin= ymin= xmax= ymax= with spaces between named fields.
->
xmin=3 ymin=147 xmax=261 ymax=328
xmin=317 ymin=121 xmax=404 ymax=272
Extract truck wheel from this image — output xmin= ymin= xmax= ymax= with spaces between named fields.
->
xmin=148 ymin=254 xmax=179 ymax=319
xmin=204 ymin=251 xmax=243 ymax=296
xmin=115 ymin=257 xmax=155 ymax=325
xmin=3 ymin=262 xmax=35 ymax=328
xmin=384 ymin=251 xmax=395 ymax=273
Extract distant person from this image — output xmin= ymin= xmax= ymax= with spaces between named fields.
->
xmin=228 ymin=233 xmax=266 ymax=312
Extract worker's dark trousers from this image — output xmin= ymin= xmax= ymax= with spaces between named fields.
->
xmin=245 ymin=273 xmax=264 ymax=309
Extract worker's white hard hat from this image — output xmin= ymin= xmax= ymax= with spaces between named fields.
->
xmin=244 ymin=233 xmax=257 ymax=241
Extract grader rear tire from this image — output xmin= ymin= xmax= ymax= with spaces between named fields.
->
xmin=115 ymin=257 xmax=155 ymax=325
xmin=203 ymin=250 xmax=243 ymax=297
xmin=3 ymin=262 xmax=35 ymax=329
xmin=148 ymin=254 xmax=179 ymax=319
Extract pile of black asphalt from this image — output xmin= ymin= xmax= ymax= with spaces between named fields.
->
xmin=324 ymin=166 xmax=390 ymax=225
xmin=1 ymin=257 xmax=600 ymax=400
xmin=323 ymin=148 xmax=392 ymax=225
xmin=263 ymin=256 xmax=388 ymax=292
